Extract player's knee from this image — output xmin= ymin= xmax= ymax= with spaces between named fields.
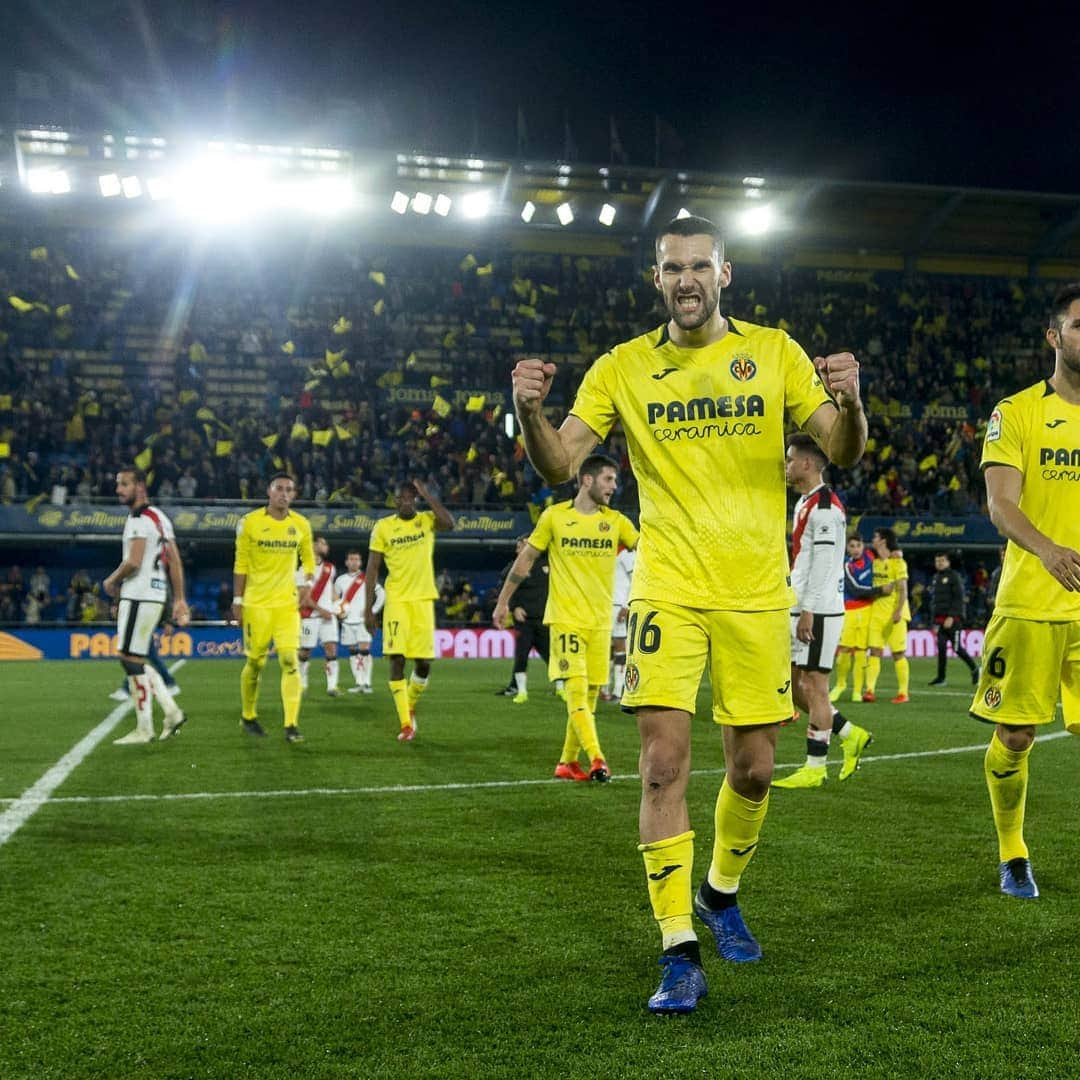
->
xmin=639 ymin=741 xmax=690 ymax=795
xmin=414 ymin=659 xmax=432 ymax=678
xmin=244 ymin=654 xmax=267 ymax=673
xmin=298 ymin=649 xmax=311 ymax=661
xmin=278 ymin=649 xmax=299 ymax=674
xmin=120 ymin=658 xmax=145 ymax=675
xmin=997 ymin=723 xmax=1035 ymax=751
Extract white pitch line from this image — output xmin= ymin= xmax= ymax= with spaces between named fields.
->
xmin=0 ymin=728 xmax=1069 ymax=810
xmin=0 ymin=660 xmax=187 ymax=846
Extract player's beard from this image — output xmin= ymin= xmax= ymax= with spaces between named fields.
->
xmin=666 ymin=283 xmax=720 ymax=332
xmin=1059 ymin=339 xmax=1080 ymax=375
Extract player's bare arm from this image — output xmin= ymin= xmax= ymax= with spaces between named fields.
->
xmin=492 ymin=543 xmax=541 ymax=628
xmin=231 ymin=572 xmax=246 ymax=624
xmin=165 ymin=538 xmax=190 ymax=626
xmin=414 ymin=478 xmax=456 ymax=531
xmin=803 ymin=352 xmax=867 ymax=468
xmin=893 ymin=578 xmax=908 ymax=622
xmin=512 ymin=358 xmax=599 ymax=484
xmin=103 ymin=536 xmax=146 ymax=597
xmin=363 ymin=550 xmax=384 ymax=633
xmin=986 ymin=464 xmax=1080 ymax=591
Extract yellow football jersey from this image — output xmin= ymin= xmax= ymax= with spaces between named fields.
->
xmin=871 ymin=554 xmax=911 ymax=621
xmin=571 ymin=319 xmax=831 ymax=611
xmin=982 ymin=379 xmax=1080 ymax=620
xmin=529 ymin=501 xmax=639 ymax=629
xmin=369 ymin=510 xmax=438 ymax=601
xmin=234 ymin=508 xmax=315 ymax=607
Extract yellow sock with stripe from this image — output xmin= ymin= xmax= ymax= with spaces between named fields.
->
xmin=240 ymin=656 xmax=265 ymax=719
xmin=865 ymin=655 xmax=881 ymax=693
xmin=588 ymin=686 xmax=600 ymax=713
xmin=279 ymin=649 xmax=302 ymax=727
xmin=559 ymin=720 xmax=581 ymax=764
xmin=833 ymin=651 xmax=852 ymax=693
xmin=708 ymin=779 xmax=769 ymax=891
xmin=566 ymin=675 xmax=602 ymax=760
xmin=895 ymin=656 xmax=910 ymax=696
xmin=985 ymin=732 xmax=1031 ymax=861
xmin=389 ymin=679 xmax=411 ymax=730
xmin=851 ymin=652 xmax=867 ymax=696
xmin=639 ymin=830 xmax=697 ymax=948
xmin=407 ymin=673 xmax=429 ymax=709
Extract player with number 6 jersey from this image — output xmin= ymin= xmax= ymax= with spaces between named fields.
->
xmin=493 ymin=455 xmax=638 ymax=783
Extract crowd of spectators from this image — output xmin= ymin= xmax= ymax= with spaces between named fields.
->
xmin=0 ymin=225 xmax=1068 ymax=519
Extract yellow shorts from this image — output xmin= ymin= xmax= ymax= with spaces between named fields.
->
xmin=548 ymin=623 xmax=611 ymax=685
xmin=970 ymin=613 xmax=1080 ymax=730
xmin=838 ymin=605 xmax=872 ymax=650
xmin=243 ymin=603 xmax=300 ymax=659
xmin=620 ymin=600 xmax=792 ymax=726
xmin=868 ymin=609 xmax=909 ymax=654
xmin=382 ymin=598 xmax=435 ymax=659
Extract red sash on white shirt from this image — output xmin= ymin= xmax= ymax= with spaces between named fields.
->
xmin=301 ymin=562 xmax=334 ymax=617
xmin=342 ymin=573 xmax=365 ymax=607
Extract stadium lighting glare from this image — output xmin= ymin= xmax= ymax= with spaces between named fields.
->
xmin=98 ymin=173 xmax=122 ymax=197
xmin=411 ymin=191 xmax=433 ymax=215
xmin=146 ymin=177 xmax=171 ymax=201
xmin=742 ymin=176 xmax=766 ymax=187
xmin=461 ymin=191 xmax=491 ymax=220
xmin=390 ymin=191 xmax=409 ymax=214
xmin=520 ymin=201 xmax=536 ymax=223
xmin=598 ymin=203 xmax=616 ymax=227
xmin=27 ymin=168 xmax=70 ymax=194
xmin=434 ymin=193 xmax=452 ymax=217
xmin=739 ymin=204 xmax=776 ymax=236
xmin=503 ymin=412 xmax=515 ymax=439
xmin=121 ymin=176 xmax=142 ymax=199
xmin=744 ymin=188 xmax=762 ymax=200
xmin=675 ymin=207 xmax=692 ymax=219
xmin=556 ymin=202 xmax=574 ymax=226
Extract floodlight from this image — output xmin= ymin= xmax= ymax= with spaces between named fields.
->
xmin=146 ymin=177 xmax=171 ymax=201
xmin=675 ymin=207 xmax=692 ymax=219
xmin=744 ymin=188 xmax=762 ymax=200
xmin=742 ymin=176 xmax=766 ymax=187
xmin=390 ymin=191 xmax=409 ymax=214
xmin=461 ymin=191 xmax=491 ymax=219
xmin=121 ymin=176 xmax=142 ymax=199
xmin=503 ymin=412 xmax=515 ymax=439
xmin=739 ymin=205 xmax=776 ymax=236
xmin=434 ymin=193 xmax=452 ymax=217
xmin=411 ymin=192 xmax=433 ymax=215
xmin=27 ymin=168 xmax=69 ymax=194
xmin=598 ymin=203 xmax=616 ymax=227
xmin=520 ymin=201 xmax=536 ymax=223
xmin=98 ymin=173 xmax=122 ymax=197
xmin=556 ymin=203 xmax=573 ymax=226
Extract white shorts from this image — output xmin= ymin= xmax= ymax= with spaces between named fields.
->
xmin=300 ymin=615 xmax=338 ymax=650
xmin=117 ymin=598 xmax=165 ymax=658
xmin=339 ymin=622 xmax=373 ymax=649
xmin=790 ymin=612 xmax=843 ymax=673
xmin=611 ymin=604 xmax=629 ymax=639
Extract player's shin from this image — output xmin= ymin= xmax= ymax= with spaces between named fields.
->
xmin=851 ymin=652 xmax=867 ymax=697
xmin=389 ymin=679 xmax=411 ymax=731
xmin=126 ymin=666 xmax=154 ymax=737
xmin=240 ymin=655 xmax=266 ymax=719
xmin=832 ymin=650 xmax=852 ymax=693
xmin=566 ymin=675 xmax=601 ymax=759
xmin=326 ymin=658 xmax=339 ymax=693
xmin=865 ymin=655 xmax=881 ymax=693
xmin=708 ymin=779 xmax=769 ymax=893
xmin=985 ymin=732 xmax=1032 ymax=861
xmin=145 ymin=666 xmax=181 ymax=719
xmin=407 ymin=672 xmax=429 ymax=709
xmin=278 ymin=648 xmax=302 ymax=728
xmin=639 ymin=830 xmax=697 ymax=948
xmin=559 ymin=719 xmax=581 ymax=764
xmin=894 ymin=656 xmax=910 ymax=696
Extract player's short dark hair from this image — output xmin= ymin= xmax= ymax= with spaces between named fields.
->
xmin=398 ymin=480 xmax=418 ymax=495
xmin=786 ymin=432 xmax=828 ymax=469
xmin=578 ymin=454 xmax=618 ymax=482
xmin=934 ymin=550 xmax=950 ymax=560
xmin=1049 ymin=283 xmax=1080 ymax=332
xmin=268 ymin=471 xmax=295 ymax=486
xmin=874 ymin=527 xmax=899 ymax=551
xmin=655 ymin=215 xmax=725 ymax=263
xmin=314 ymin=534 xmax=328 ymax=545
xmin=346 ymin=548 xmax=362 ymax=556
xmin=117 ymin=465 xmax=147 ymax=485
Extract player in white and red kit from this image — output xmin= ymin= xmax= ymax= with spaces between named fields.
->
xmin=773 ymin=434 xmax=872 ymax=788
xmin=103 ymin=466 xmax=190 ymax=744
xmin=334 ymin=549 xmax=385 ymax=693
xmin=298 ymin=536 xmax=340 ymax=695
xmin=601 ymin=546 xmax=637 ymax=701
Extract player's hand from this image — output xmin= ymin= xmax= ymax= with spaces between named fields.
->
xmin=814 ymin=352 xmax=860 ymax=408
xmin=796 ymin=610 xmax=814 ymax=643
xmin=364 ymin=611 xmax=378 ymax=635
xmin=892 ymin=611 xmax=902 ymax=623
xmin=413 ymin=477 xmax=430 ymax=501
xmin=880 ymin=582 xmax=894 ymax=595
xmin=617 ymin=606 xmax=629 ymax=624
xmin=1038 ymin=542 xmax=1080 ymax=592
xmin=943 ymin=616 xmax=954 ymax=630
xmin=172 ymin=599 xmax=191 ymax=627
xmin=297 ymin=585 xmax=312 ymax=611
xmin=493 ymin=601 xmax=510 ymax=629
xmin=230 ymin=602 xmax=243 ymax=625
xmin=512 ymin=606 xmax=527 ymax=623
xmin=512 ymin=358 xmax=557 ymax=417
xmin=318 ymin=607 xmax=333 ymax=621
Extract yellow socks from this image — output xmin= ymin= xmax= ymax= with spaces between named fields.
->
xmin=278 ymin=649 xmax=302 ymax=727
xmin=240 ymin=656 xmax=265 ymax=719
xmin=833 ymin=650 xmax=852 ymax=694
xmin=852 ymin=652 xmax=867 ymax=697
xmin=559 ymin=721 xmax=581 ymax=764
xmin=865 ymin=655 xmax=881 ymax=694
xmin=985 ymin=732 xmax=1032 ymax=861
xmin=639 ymin=830 xmax=696 ymax=947
xmin=407 ymin=673 xmax=429 ymax=709
xmin=895 ymin=656 xmax=910 ymax=696
xmin=389 ymin=679 xmax=411 ymax=730
xmin=708 ymin=779 xmax=769 ymax=891
xmin=566 ymin=675 xmax=602 ymax=760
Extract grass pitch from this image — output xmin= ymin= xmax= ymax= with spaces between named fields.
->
xmin=1 ymin=657 xmax=1078 ymax=1079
